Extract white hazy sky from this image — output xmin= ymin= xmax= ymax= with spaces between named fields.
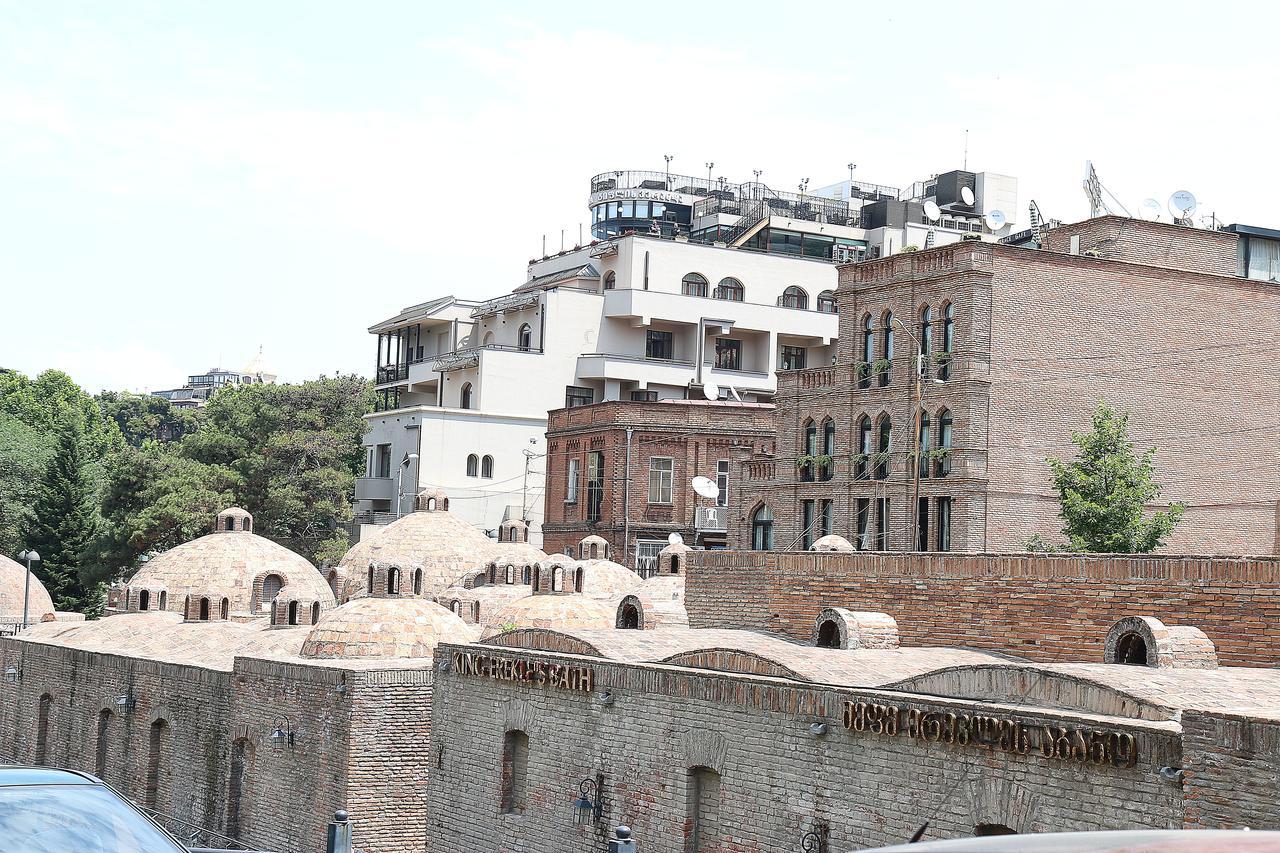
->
xmin=3 ymin=1 xmax=1276 ymax=393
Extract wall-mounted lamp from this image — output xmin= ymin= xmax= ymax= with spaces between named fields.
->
xmin=808 ymin=722 xmax=828 ymax=738
xmin=114 ymin=694 xmax=136 ymax=711
xmin=801 ymin=820 xmax=830 ymax=853
xmin=270 ymin=715 xmax=296 ymax=752
xmin=2 ymin=664 xmax=20 ymax=684
xmin=572 ymin=775 xmax=604 ymax=825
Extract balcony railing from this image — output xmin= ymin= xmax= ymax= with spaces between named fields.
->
xmin=376 ymin=364 xmax=408 ymax=384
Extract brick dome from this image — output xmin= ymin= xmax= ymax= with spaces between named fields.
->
xmin=300 ymin=597 xmax=475 ymax=660
xmin=480 ymin=593 xmax=615 ymax=640
xmin=810 ymin=535 xmax=854 ymax=552
xmin=0 ymin=554 xmax=55 ymax=620
xmin=125 ymin=508 xmax=334 ymax=618
xmin=577 ymin=559 xmax=644 ymax=596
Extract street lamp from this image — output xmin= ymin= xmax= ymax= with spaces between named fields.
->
xmin=705 ymin=162 xmax=714 ymax=187
xmin=396 ymin=453 xmax=419 ymax=520
xmin=16 ymin=550 xmax=39 ymax=629
xmin=270 ymin=715 xmax=296 ymax=752
xmin=663 ymin=154 xmax=673 ymax=187
xmin=890 ymin=316 xmax=943 ymax=551
xmin=572 ymin=776 xmax=603 ymax=825
xmin=2 ymin=665 xmax=19 ymax=684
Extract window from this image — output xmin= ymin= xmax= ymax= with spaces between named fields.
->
xmin=630 ymin=390 xmax=658 ymax=402
xmin=220 ymin=598 xmax=229 ymax=620
xmin=875 ymin=418 xmax=892 ymax=480
xmin=715 ymin=460 xmax=729 ymax=508
xmin=779 ymin=345 xmax=806 ymax=371
xmin=817 ymin=290 xmax=837 ymax=313
xmin=138 ymin=589 xmax=150 ymax=611
xmin=603 ymin=271 xmax=616 ymax=290
xmin=682 ymin=273 xmax=709 ymax=297
xmin=566 ymin=459 xmax=579 ymax=504
xmin=937 ymin=409 xmax=953 ymax=476
xmin=821 ymin=419 xmax=835 ymax=481
xmin=619 ymin=602 xmax=640 ymax=628
xmin=919 ymin=306 xmax=933 ymax=371
xmin=857 ymin=416 xmax=872 ymax=479
xmin=687 ymin=766 xmax=722 ymax=853
xmin=552 ymin=566 xmax=564 ymax=592
xmin=936 ymin=497 xmax=952 ymax=551
xmin=287 ymin=600 xmax=299 ymax=625
xmin=874 ymin=498 xmax=890 ymax=550
xmin=751 ymin=505 xmax=774 ymax=550
xmin=801 ymin=500 xmax=815 ymax=550
xmin=917 ymin=410 xmax=931 ymax=478
xmin=880 ymin=312 xmax=894 ymax=387
xmin=311 ymin=601 xmax=321 ymax=623
xmin=779 ymin=286 xmax=808 ymax=309
xmin=859 ymin=314 xmax=874 ymax=389
xmin=820 ymin=499 xmax=833 ymax=538
xmin=500 ymin=730 xmax=529 ymax=814
xmin=713 ymin=277 xmax=744 ymax=301
xmin=574 ymin=568 xmax=584 ymax=593
xmin=648 ymin=457 xmax=674 ymax=504
xmin=646 ymin=330 xmax=674 ymax=360
xmin=855 ymin=498 xmax=871 ymax=550
xmin=376 ymin=444 xmax=392 ymax=478
xmin=940 ymin=303 xmax=955 ymax=380
xmin=800 ymin=420 xmax=816 ymax=482
xmin=95 ymin=709 xmax=112 ymax=778
xmin=145 ymin=719 xmax=168 ymax=809
xmin=460 ymin=382 xmax=473 ymax=409
xmin=816 ymin=619 xmax=841 ymax=648
xmin=481 ymin=455 xmax=494 ymax=478
xmin=1115 ymin=633 xmax=1148 ymax=665
xmin=466 ymin=454 xmax=479 ymax=477
xmin=517 ymin=324 xmax=533 ymax=352
xmin=917 ymin=496 xmax=930 ymax=551
xmin=586 ymin=451 xmax=604 ymax=521
xmin=35 ymin=694 xmax=52 ymax=766
xmin=566 ymin=385 xmax=594 ymax=408
xmin=714 ymin=338 xmax=741 ymax=371
xmin=199 ymin=598 xmax=210 ymax=621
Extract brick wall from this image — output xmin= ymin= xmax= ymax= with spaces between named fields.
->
xmin=1182 ymin=709 xmax=1280 ymax=829
xmin=425 ymin=644 xmax=1184 ymax=852
xmin=1042 ymin=216 xmax=1238 ymax=277
xmin=685 ymin=551 xmax=1280 ymax=667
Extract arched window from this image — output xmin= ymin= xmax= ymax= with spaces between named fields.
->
xmin=227 ymin=739 xmax=251 ymax=839
xmin=145 ymin=719 xmax=168 ymax=810
xmin=937 ymin=409 xmax=953 ymax=477
xmin=603 ymin=271 xmax=616 ymax=291
xmin=940 ymin=302 xmax=955 ymax=380
xmin=367 ymin=565 xmax=375 ymax=595
xmin=919 ymin=306 xmax=933 ymax=372
xmin=816 ymin=620 xmax=841 ymax=648
xmin=287 ymin=600 xmax=299 ymax=626
xmin=481 ymin=455 xmax=494 ymax=478
xmin=713 ymin=277 xmax=743 ymax=301
xmin=505 ymin=564 xmax=515 ymax=584
xmin=450 ymin=600 xmax=462 ymax=616
xmin=466 ymin=454 xmax=479 ymax=477
xmin=311 ymin=602 xmax=321 ymax=624
xmin=138 ymin=589 xmax=150 ymax=611
xmin=875 ymin=417 xmax=892 ymax=480
xmin=917 ymin=410 xmax=931 ymax=478
xmin=574 ymin=568 xmax=584 ymax=593
xmin=821 ymin=419 xmax=836 ymax=481
xmin=859 ymin=314 xmax=874 ymax=389
xmin=199 ymin=598 xmax=210 ymax=621
xmin=35 ymin=694 xmax=52 ymax=766
xmin=552 ymin=566 xmax=564 ymax=592
xmin=880 ymin=312 xmax=894 ymax=387
xmin=687 ymin=766 xmax=723 ymax=852
xmin=532 ymin=568 xmax=541 ymax=593
xmin=682 ymin=273 xmax=708 ymax=297
xmin=387 ymin=567 xmax=401 ymax=595
xmin=413 ymin=569 xmax=423 ymax=595
xmin=856 ymin=415 xmax=872 ymax=479
xmin=1115 ymin=632 xmax=1148 ymax=665
xmin=779 ymin=286 xmax=808 ymax=309
xmin=817 ymin=290 xmax=837 ymax=313
xmin=751 ymin=505 xmax=774 ymax=550
xmin=501 ymin=730 xmax=529 ymax=814
xmin=518 ymin=324 xmax=532 ymax=352
xmin=260 ymin=574 xmax=283 ymax=611
xmin=800 ymin=420 xmax=816 ymax=482
xmin=460 ymin=382 xmax=473 ymax=409
xmin=670 ymin=555 xmax=680 ymax=574
xmin=220 ymin=598 xmax=229 ymax=620
xmin=159 ymin=590 xmax=167 ymax=610
xmin=619 ymin=603 xmax=640 ymax=629
xmin=225 ymin=516 xmax=236 ymax=531
xmin=95 ymin=708 xmax=112 ymax=778
xmin=327 ymin=570 xmax=339 ymax=599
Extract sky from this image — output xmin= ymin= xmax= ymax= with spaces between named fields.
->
xmin=2 ymin=1 xmax=1276 ymax=393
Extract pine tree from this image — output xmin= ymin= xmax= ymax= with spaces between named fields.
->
xmin=1043 ymin=403 xmax=1185 ymax=553
xmin=27 ymin=422 xmax=100 ymax=612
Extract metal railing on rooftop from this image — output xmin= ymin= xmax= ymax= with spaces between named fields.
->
xmin=593 ymin=170 xmax=901 ymax=204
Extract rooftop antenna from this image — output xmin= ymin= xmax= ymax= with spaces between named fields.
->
xmin=664 ymin=154 xmax=673 ymax=187
xmin=960 ymin=186 xmax=975 ymax=206
xmin=1082 ymin=161 xmax=1132 ymax=219
xmin=1168 ymin=190 xmax=1197 ymax=225
xmin=962 ymin=129 xmax=969 ymax=170
xmin=701 ymin=381 xmax=720 ymax=401
xmin=984 ymin=210 xmax=1007 ymax=231
xmin=848 ymin=162 xmax=856 ymax=183
xmin=705 ymin=162 xmax=714 ymax=186
xmin=1138 ymin=198 xmax=1162 ymax=222
xmin=560 ymin=229 xmax=565 ymax=252
xmin=1029 ymin=200 xmax=1046 ymax=245
xmin=691 ymin=476 xmax=720 ymax=502
xmin=923 ymin=200 xmax=942 ymax=223
xmin=541 ymin=234 xmax=546 ymax=257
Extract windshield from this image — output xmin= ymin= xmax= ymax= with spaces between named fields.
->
xmin=0 ymin=784 xmax=186 ymax=853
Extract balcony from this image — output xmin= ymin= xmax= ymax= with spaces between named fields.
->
xmin=576 ymin=353 xmax=696 ymax=385
xmin=695 ymin=505 xmax=728 ymax=533
xmin=603 ymin=288 xmax=836 ymax=340
xmin=355 ymin=477 xmax=395 ymax=502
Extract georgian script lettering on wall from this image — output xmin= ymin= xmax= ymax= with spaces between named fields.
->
xmin=842 ymin=701 xmax=1138 ymax=768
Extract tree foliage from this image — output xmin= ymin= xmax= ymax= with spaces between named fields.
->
xmin=25 ymin=422 xmax=101 ymax=612
xmin=1041 ymin=403 xmax=1185 ymax=553
xmin=0 ymin=414 xmax=51 ymax=557
xmin=97 ymin=391 xmax=200 ymax=447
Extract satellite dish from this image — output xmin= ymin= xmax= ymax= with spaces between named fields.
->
xmin=702 ymin=381 xmax=720 ymax=401
xmin=922 ymin=200 xmax=941 ymax=222
xmin=960 ymin=186 xmax=975 ymax=206
xmin=691 ymin=476 xmax=720 ymax=501
xmin=1168 ymin=190 xmax=1197 ymax=218
xmin=667 ymin=532 xmax=685 ymax=546
xmin=984 ymin=209 xmax=1007 ymax=230
xmin=1139 ymin=199 xmax=1162 ymax=221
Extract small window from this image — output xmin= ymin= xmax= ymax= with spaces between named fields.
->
xmin=714 ymin=338 xmax=741 ymax=371
xmin=751 ymin=505 xmax=774 ymax=550
xmin=460 ymin=382 xmax=473 ymax=409
xmin=940 ymin=302 xmax=955 ymax=380
xmin=552 ymin=566 xmax=564 ymax=592
xmin=880 ymin=312 xmax=894 ymax=387
xmin=779 ymin=286 xmax=808 ymax=309
xmin=648 ymin=457 xmax=674 ymax=504
xmin=859 ymin=314 xmax=874 ymax=389
xmin=220 ymin=598 xmax=229 ymax=620
xmin=518 ymin=324 xmax=533 ymax=352
xmin=714 ymin=277 xmax=744 ymax=301
xmin=501 ymin=730 xmax=529 ymax=814
xmin=311 ymin=601 xmax=321 ymax=623
xmin=199 ymin=598 xmax=210 ymax=621
xmin=715 ymin=459 xmax=729 ymax=508
xmin=875 ymin=418 xmax=892 ymax=480
xmin=413 ymin=569 xmax=423 ymax=595
xmin=138 ymin=589 xmax=150 ymax=611
xmin=466 ymin=454 xmax=479 ymax=477
xmin=646 ymin=330 xmax=674 ymax=360
xmin=566 ymin=459 xmax=579 ymax=504
xmin=603 ymin=271 xmax=616 ymax=290
xmin=287 ymin=600 xmax=299 ymax=625
xmin=566 ymin=386 xmax=594 ymax=408
xmin=1115 ymin=632 xmax=1148 ymax=665
xmin=682 ymin=273 xmax=709 ymax=297
xmin=779 ymin=345 xmax=806 ymax=371
xmin=481 ymin=455 xmax=494 ymax=478
xmin=936 ymin=496 xmax=952 ymax=551
xmin=630 ymin=390 xmax=658 ymax=402
xmin=817 ymin=290 xmax=837 ymax=313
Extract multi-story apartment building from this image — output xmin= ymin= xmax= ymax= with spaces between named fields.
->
xmin=151 ymin=349 xmax=277 ymax=409
xmin=731 ymin=215 xmax=1280 ymax=555
xmin=541 ymin=399 xmax=776 ymax=572
xmin=359 ymin=165 xmax=1019 ymax=544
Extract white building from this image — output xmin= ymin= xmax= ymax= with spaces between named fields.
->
xmin=358 ymin=166 xmax=1018 ymax=544
xmin=151 ymin=348 xmax=277 ymax=409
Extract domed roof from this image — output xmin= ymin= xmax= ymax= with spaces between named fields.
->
xmin=0 ymin=554 xmax=55 ymax=619
xmin=639 ymin=574 xmax=686 ymax=603
xmin=481 ymin=593 xmax=615 ymax=640
xmin=128 ymin=509 xmax=334 ymax=617
xmin=337 ymin=493 xmax=506 ymax=594
xmin=487 ymin=542 xmax=547 ymax=567
xmin=811 ymin=534 xmax=854 ymax=552
xmin=578 ymin=559 xmax=644 ymax=596
xmin=301 ymin=597 xmax=475 ymax=660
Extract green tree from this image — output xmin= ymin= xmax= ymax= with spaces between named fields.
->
xmin=26 ymin=423 xmax=101 ymax=611
xmin=97 ymin=391 xmax=200 ymax=447
xmin=0 ymin=414 xmax=52 ymax=556
xmin=1042 ymin=403 xmax=1185 ymax=553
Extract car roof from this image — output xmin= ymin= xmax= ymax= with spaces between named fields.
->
xmin=0 ymin=766 xmax=101 ymax=786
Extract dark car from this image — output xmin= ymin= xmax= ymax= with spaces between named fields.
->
xmin=0 ymin=766 xmax=190 ymax=853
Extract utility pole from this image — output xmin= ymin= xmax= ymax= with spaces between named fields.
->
xmin=521 ymin=448 xmax=546 ymax=524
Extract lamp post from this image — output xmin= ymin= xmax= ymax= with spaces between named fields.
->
xmin=848 ymin=162 xmax=857 ymax=184
xmin=705 ymin=162 xmax=714 ymax=188
xmin=16 ymin=550 xmax=39 ymax=629
xmin=572 ymin=775 xmax=604 ymax=825
xmin=890 ymin=317 xmax=941 ymax=552
xmin=396 ymin=453 xmax=419 ymax=520
xmin=663 ymin=154 xmax=673 ymax=188
xmin=270 ymin=715 xmax=295 ymax=752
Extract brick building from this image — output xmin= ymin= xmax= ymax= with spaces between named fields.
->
xmin=542 ymin=399 xmax=776 ymax=573
xmin=732 ymin=216 xmax=1280 ymax=554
